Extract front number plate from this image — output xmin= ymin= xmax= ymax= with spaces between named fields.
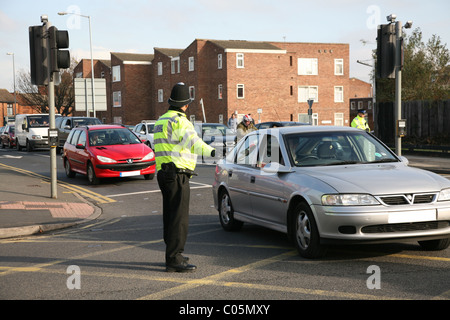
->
xmin=120 ymin=170 xmax=140 ymax=177
xmin=388 ymin=209 xmax=436 ymax=224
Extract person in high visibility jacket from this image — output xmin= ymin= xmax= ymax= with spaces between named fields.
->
xmin=351 ymin=109 xmax=370 ymax=132
xmin=154 ymin=82 xmax=215 ymax=273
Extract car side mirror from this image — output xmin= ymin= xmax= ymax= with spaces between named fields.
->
xmin=398 ymin=156 xmax=409 ymax=165
xmin=262 ymin=162 xmax=293 ymax=174
xmin=76 ymin=144 xmax=85 ymax=150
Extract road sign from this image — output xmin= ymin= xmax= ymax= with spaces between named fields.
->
xmin=74 ymin=78 xmax=107 ymax=112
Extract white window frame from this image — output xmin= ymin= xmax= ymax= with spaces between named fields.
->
xmin=189 ymin=86 xmax=195 ymax=100
xmin=236 ymin=53 xmax=244 ymax=68
xmin=188 ymin=57 xmax=194 ymax=71
xmin=113 ymin=91 xmax=122 ymax=107
xmin=171 ymin=57 xmax=180 ymax=74
xmin=237 ymin=84 xmax=245 ymax=99
xmin=157 ymin=62 xmax=163 ymax=76
xmin=334 ymin=59 xmax=344 ymax=75
xmin=334 ymin=112 xmax=344 ymax=126
xmin=298 ymin=58 xmax=318 ymax=75
xmin=218 ymin=54 xmax=223 ymax=69
xmin=298 ymin=86 xmax=318 ymax=103
xmin=218 ymin=84 xmax=223 ymax=99
xmin=158 ymin=89 xmax=163 ymax=103
xmin=298 ymin=113 xmax=318 ymax=126
xmin=112 ymin=65 xmax=121 ymax=82
xmin=334 ymin=86 xmax=344 ymax=102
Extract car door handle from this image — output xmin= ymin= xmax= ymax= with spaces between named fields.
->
xmin=250 ymin=176 xmax=255 ymax=183
xmin=228 ymin=170 xmax=233 ymax=177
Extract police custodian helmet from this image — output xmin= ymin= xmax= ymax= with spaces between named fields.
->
xmin=168 ymin=82 xmax=192 ymax=108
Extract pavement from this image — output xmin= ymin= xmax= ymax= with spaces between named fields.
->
xmin=0 ymin=154 xmax=449 ymax=239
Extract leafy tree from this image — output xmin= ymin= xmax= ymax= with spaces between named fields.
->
xmin=376 ymin=28 xmax=450 ymax=102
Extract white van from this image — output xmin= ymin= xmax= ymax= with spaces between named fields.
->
xmin=15 ymin=114 xmax=59 ymax=151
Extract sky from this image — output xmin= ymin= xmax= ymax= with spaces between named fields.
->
xmin=1 ymin=0 xmax=449 ymax=92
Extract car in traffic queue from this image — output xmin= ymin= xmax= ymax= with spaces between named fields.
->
xmin=194 ymin=123 xmax=236 ymax=157
xmin=212 ymin=126 xmax=450 ymax=259
xmin=132 ymin=120 xmax=156 ymax=149
xmin=55 ymin=116 xmax=102 ymax=153
xmin=62 ymin=124 xmax=156 ymax=185
xmin=255 ymin=121 xmax=309 ymax=129
xmin=0 ymin=124 xmax=15 ymax=149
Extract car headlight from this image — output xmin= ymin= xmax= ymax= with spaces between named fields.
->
xmin=96 ymin=155 xmax=117 ymax=163
xmin=31 ymin=135 xmax=42 ymax=140
xmin=142 ymin=151 xmax=155 ymax=161
xmin=321 ymin=194 xmax=380 ymax=206
xmin=438 ymin=188 xmax=450 ymax=201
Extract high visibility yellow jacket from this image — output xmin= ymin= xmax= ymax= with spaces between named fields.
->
xmin=154 ymin=110 xmax=214 ymax=171
xmin=351 ymin=115 xmax=370 ymax=131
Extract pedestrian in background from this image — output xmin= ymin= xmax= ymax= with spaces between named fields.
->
xmin=351 ymin=109 xmax=370 ymax=132
xmin=154 ymin=82 xmax=215 ymax=273
xmin=227 ymin=113 xmax=237 ymax=132
xmin=236 ymin=114 xmax=257 ymax=141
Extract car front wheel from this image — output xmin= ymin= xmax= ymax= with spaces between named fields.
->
xmin=291 ymin=202 xmax=327 ymax=259
xmin=87 ymin=163 xmax=99 ymax=185
xmin=418 ymin=238 xmax=450 ymax=251
xmin=218 ymin=190 xmax=243 ymax=231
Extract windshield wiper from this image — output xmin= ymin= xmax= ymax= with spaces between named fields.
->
xmin=369 ymin=159 xmax=398 ymax=163
xmin=322 ymin=161 xmax=359 ymax=166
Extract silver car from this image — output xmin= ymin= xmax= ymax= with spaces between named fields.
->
xmin=212 ymin=126 xmax=450 ymax=258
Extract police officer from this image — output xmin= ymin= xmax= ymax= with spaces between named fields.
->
xmin=351 ymin=109 xmax=370 ymax=132
xmin=154 ymin=82 xmax=215 ymax=273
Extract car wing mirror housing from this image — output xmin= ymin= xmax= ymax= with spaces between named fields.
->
xmin=262 ymin=162 xmax=293 ymax=174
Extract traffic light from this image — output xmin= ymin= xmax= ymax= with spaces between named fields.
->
xmin=29 ymin=25 xmax=49 ymax=85
xmin=376 ymin=23 xmax=396 ymax=79
xmin=48 ymin=26 xmax=70 ymax=73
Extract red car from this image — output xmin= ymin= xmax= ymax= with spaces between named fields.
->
xmin=0 ymin=124 xmax=16 ymax=149
xmin=62 ymin=124 xmax=156 ymax=185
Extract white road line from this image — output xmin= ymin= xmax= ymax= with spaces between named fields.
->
xmin=106 ymin=182 xmax=211 ymax=198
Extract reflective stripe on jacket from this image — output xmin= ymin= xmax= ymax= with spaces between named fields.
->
xmin=154 ymin=110 xmax=214 ymax=171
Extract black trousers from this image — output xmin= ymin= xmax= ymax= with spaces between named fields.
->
xmin=157 ymin=163 xmax=191 ymax=265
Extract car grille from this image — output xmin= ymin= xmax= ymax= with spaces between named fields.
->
xmin=378 ymin=193 xmax=437 ymax=206
xmin=362 ymin=221 xmax=450 ymax=233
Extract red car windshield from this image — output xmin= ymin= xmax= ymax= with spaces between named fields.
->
xmin=89 ymin=128 xmax=141 ymax=146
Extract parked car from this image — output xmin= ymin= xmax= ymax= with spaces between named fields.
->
xmin=1 ymin=124 xmax=15 ymax=148
xmin=62 ymin=124 xmax=156 ymax=185
xmin=132 ymin=120 xmax=156 ymax=149
xmin=194 ymin=123 xmax=236 ymax=157
xmin=56 ymin=116 xmax=102 ymax=153
xmin=213 ymin=126 xmax=450 ymax=258
xmin=255 ymin=121 xmax=309 ymax=129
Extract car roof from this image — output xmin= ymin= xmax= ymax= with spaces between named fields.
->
xmin=80 ymin=124 xmax=127 ymax=131
xmin=253 ymin=125 xmax=362 ymax=135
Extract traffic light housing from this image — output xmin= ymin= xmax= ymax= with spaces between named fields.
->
xmin=376 ymin=23 xmax=396 ymax=79
xmin=29 ymin=25 xmax=48 ymax=85
xmin=48 ymin=26 xmax=70 ymax=73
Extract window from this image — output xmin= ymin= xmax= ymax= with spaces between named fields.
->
xmin=298 ymin=58 xmax=318 ymax=75
xmin=334 ymin=86 xmax=344 ymax=102
xmin=78 ymin=130 xmax=87 ymax=147
xmin=334 ymin=59 xmax=344 ymax=75
xmin=236 ymin=53 xmax=244 ymax=68
xmin=218 ymin=54 xmax=222 ymax=69
xmin=237 ymin=84 xmax=245 ymax=99
xmin=351 ymin=101 xmax=356 ymax=110
xmin=158 ymin=89 xmax=164 ymax=103
xmin=171 ymin=58 xmax=180 ymax=74
xmin=298 ymin=86 xmax=318 ymax=102
xmin=113 ymin=91 xmax=121 ymax=107
xmin=218 ymin=84 xmax=223 ymax=99
xmin=112 ymin=66 xmax=120 ymax=82
xmin=236 ymin=134 xmax=259 ymax=166
xmin=298 ymin=113 xmax=318 ymax=126
xmin=258 ymin=134 xmax=284 ymax=167
xmin=189 ymin=86 xmax=195 ymax=100
xmin=188 ymin=57 xmax=194 ymax=71
xmin=334 ymin=113 xmax=344 ymax=126
xmin=157 ymin=62 xmax=163 ymax=75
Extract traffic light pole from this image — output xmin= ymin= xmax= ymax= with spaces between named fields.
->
xmin=394 ymin=21 xmax=402 ymax=156
xmin=43 ymin=17 xmax=57 ymax=199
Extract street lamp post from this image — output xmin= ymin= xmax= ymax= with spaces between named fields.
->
xmin=58 ymin=11 xmax=96 ymax=117
xmin=6 ymin=52 xmax=17 ymax=116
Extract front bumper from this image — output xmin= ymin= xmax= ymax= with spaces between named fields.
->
xmin=95 ymin=160 xmax=156 ymax=178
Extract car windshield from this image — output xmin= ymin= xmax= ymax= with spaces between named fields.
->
xmin=285 ymin=131 xmax=398 ymax=167
xmin=89 ymin=128 xmax=142 ymax=146
xmin=201 ymin=124 xmax=228 ymax=136
xmin=28 ymin=115 xmax=49 ymax=127
xmin=73 ymin=118 xmax=102 ymax=126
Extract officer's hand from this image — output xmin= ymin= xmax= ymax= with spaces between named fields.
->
xmin=211 ymin=149 xmax=216 ymax=157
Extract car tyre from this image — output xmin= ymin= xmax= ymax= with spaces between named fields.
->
xmin=218 ymin=189 xmax=243 ymax=231
xmin=26 ymin=139 xmax=33 ymax=152
xmin=87 ymin=163 xmax=99 ymax=185
xmin=291 ymin=201 xmax=327 ymax=259
xmin=16 ymin=139 xmax=21 ymax=151
xmin=64 ymin=158 xmax=76 ymax=178
xmin=418 ymin=238 xmax=450 ymax=251
xmin=144 ymin=173 xmax=155 ymax=180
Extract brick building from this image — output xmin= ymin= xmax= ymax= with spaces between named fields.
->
xmin=73 ymin=38 xmax=371 ymax=127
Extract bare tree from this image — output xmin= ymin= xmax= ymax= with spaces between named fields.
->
xmin=16 ymin=58 xmax=78 ymax=115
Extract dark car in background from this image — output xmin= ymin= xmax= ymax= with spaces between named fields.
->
xmin=56 ymin=116 xmax=102 ymax=153
xmin=194 ymin=123 xmax=236 ymax=157
xmin=255 ymin=121 xmax=309 ymax=129
xmin=0 ymin=124 xmax=15 ymax=149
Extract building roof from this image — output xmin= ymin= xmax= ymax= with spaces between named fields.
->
xmin=0 ymin=89 xmax=15 ymax=103
xmin=154 ymin=48 xmax=184 ymax=58
xmin=207 ymin=39 xmax=285 ymax=53
xmin=111 ymin=52 xmax=154 ymax=63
